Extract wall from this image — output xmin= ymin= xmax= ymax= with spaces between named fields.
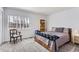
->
xmin=0 ymin=8 xmax=3 ymax=44
xmin=3 ymin=7 xmax=47 ymax=42
xmin=47 ymin=8 xmax=79 ymax=31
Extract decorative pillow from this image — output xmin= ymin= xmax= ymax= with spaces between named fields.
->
xmin=63 ymin=28 xmax=68 ymax=33
xmin=55 ymin=28 xmax=64 ymax=32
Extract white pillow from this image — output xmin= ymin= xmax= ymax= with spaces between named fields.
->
xmin=52 ymin=27 xmax=56 ymax=31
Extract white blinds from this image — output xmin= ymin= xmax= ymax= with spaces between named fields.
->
xmin=8 ymin=15 xmax=30 ymax=29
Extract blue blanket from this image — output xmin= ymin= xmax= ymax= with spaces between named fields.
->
xmin=35 ymin=30 xmax=59 ymax=41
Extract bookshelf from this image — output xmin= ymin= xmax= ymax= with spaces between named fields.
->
xmin=40 ymin=19 xmax=45 ymax=32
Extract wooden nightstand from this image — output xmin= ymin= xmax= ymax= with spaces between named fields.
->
xmin=74 ymin=34 xmax=79 ymax=44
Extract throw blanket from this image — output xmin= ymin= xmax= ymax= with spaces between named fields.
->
xmin=35 ymin=30 xmax=60 ymax=51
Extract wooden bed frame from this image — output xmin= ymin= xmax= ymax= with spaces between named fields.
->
xmin=34 ymin=37 xmax=54 ymax=52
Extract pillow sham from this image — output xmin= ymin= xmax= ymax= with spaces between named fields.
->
xmin=55 ymin=28 xmax=64 ymax=32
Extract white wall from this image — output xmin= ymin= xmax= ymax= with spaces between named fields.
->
xmin=47 ymin=8 xmax=79 ymax=31
xmin=0 ymin=8 xmax=3 ymax=44
xmin=3 ymin=7 xmax=47 ymax=42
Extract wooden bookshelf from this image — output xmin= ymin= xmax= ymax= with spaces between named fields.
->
xmin=40 ymin=19 xmax=45 ymax=32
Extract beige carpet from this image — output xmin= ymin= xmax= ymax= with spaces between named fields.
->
xmin=0 ymin=38 xmax=79 ymax=52
xmin=59 ymin=43 xmax=79 ymax=52
xmin=0 ymin=38 xmax=48 ymax=52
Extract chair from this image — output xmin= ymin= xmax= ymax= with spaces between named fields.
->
xmin=10 ymin=29 xmax=22 ymax=44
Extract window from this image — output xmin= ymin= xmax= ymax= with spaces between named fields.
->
xmin=27 ymin=18 xmax=29 ymax=27
xmin=8 ymin=15 xmax=30 ymax=29
xmin=8 ymin=16 xmax=14 ymax=28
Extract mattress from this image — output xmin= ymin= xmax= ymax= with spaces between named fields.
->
xmin=43 ymin=31 xmax=69 ymax=47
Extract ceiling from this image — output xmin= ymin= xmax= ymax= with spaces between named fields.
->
xmin=16 ymin=7 xmax=73 ymax=15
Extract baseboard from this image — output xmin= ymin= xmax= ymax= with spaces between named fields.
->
xmin=0 ymin=41 xmax=9 ymax=46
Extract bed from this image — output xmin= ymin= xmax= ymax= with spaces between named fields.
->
xmin=34 ymin=27 xmax=72 ymax=52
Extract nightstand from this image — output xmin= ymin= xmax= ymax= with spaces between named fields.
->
xmin=74 ymin=34 xmax=79 ymax=44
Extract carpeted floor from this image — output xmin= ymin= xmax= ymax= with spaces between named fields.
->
xmin=0 ymin=38 xmax=79 ymax=52
xmin=59 ymin=43 xmax=79 ymax=52
xmin=0 ymin=38 xmax=48 ymax=52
